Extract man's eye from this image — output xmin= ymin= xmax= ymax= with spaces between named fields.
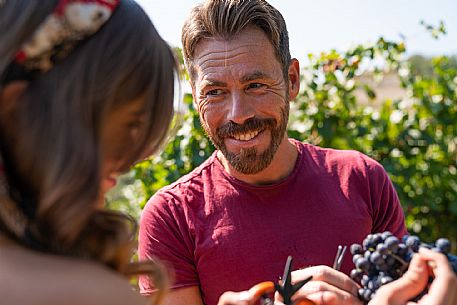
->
xmin=248 ymin=83 xmax=265 ymax=90
xmin=206 ymin=89 xmax=224 ymax=96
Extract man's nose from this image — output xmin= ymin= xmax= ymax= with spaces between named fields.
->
xmin=227 ymin=91 xmax=255 ymax=125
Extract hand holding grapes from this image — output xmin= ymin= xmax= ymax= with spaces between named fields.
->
xmin=369 ymin=248 xmax=457 ymax=305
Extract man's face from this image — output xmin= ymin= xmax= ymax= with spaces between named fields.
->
xmin=192 ymin=26 xmax=290 ymax=174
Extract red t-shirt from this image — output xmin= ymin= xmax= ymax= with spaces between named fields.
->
xmin=139 ymin=140 xmax=407 ymax=305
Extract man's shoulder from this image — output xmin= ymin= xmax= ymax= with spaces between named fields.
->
xmin=164 ymin=152 xmax=218 ymax=190
xmin=143 ymin=153 xmax=219 ymax=209
xmin=297 ymin=140 xmax=383 ymax=173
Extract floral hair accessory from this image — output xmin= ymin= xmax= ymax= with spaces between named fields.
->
xmin=3 ymin=0 xmax=120 ymax=83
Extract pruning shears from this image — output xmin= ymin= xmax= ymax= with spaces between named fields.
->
xmin=247 ymin=256 xmax=316 ymax=305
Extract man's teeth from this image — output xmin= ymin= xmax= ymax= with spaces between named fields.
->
xmin=233 ymin=130 xmax=260 ymax=141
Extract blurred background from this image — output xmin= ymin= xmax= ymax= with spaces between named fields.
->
xmin=137 ymin=0 xmax=457 ymax=62
xmin=107 ymin=0 xmax=457 ymax=248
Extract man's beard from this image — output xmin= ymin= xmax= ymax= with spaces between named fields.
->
xmin=201 ymin=103 xmax=289 ymax=175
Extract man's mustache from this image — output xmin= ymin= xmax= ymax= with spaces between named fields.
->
xmin=216 ymin=118 xmax=276 ymax=138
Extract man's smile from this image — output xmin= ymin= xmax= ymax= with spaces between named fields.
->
xmin=231 ymin=129 xmax=261 ymax=141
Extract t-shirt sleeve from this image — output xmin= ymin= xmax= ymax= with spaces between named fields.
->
xmin=363 ymin=155 xmax=408 ymax=238
xmin=138 ymin=191 xmax=198 ymax=294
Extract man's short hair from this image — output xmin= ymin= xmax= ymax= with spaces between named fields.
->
xmin=182 ymin=0 xmax=291 ymax=82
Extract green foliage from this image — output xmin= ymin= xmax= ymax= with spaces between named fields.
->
xmin=130 ymin=93 xmax=215 ymax=209
xmin=291 ymin=38 xmax=457 ymax=245
xmin=408 ymin=54 xmax=457 ymax=78
xmin=109 ymin=34 xmax=457 ymax=247
xmin=420 ymin=20 xmax=447 ymax=39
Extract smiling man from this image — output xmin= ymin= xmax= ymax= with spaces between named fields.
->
xmin=138 ymin=1 xmax=407 ymax=305
xmin=192 ymin=25 xmax=296 ymax=186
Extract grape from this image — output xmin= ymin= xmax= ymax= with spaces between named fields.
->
xmin=352 ymin=254 xmax=363 ymax=264
xmin=350 ymin=269 xmax=363 ymax=282
xmin=369 ymin=251 xmax=384 ymax=265
xmin=376 ymin=262 xmax=389 ymax=272
xmin=355 ymin=257 xmax=370 ymax=271
xmin=435 ymin=238 xmax=451 ymax=254
xmin=372 ymin=234 xmax=383 ymax=245
xmin=362 ymin=289 xmax=373 ymax=302
xmin=367 ymin=279 xmax=376 ymax=290
xmin=385 ymin=236 xmax=399 ymax=252
xmin=381 ymin=231 xmax=393 ymax=240
xmin=351 ymin=244 xmax=363 ymax=255
xmin=385 ymin=255 xmax=396 ymax=267
xmin=405 ymin=235 xmax=420 ymax=252
xmin=363 ymin=235 xmax=375 ymax=250
xmin=397 ymin=243 xmax=409 ymax=257
xmin=380 ymin=275 xmax=393 ymax=285
xmin=349 ymin=232 xmax=457 ymax=304
xmin=376 ymin=243 xmax=388 ymax=255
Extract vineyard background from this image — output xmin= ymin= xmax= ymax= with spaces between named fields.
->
xmin=107 ymin=25 xmax=457 ymax=248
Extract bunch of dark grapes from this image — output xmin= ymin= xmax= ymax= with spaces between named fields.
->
xmin=349 ymin=232 xmax=457 ymax=303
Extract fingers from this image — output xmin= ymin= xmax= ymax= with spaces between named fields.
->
xmin=292 ymin=296 xmax=317 ymax=305
xmin=418 ymin=247 xmax=453 ymax=278
xmin=289 ymin=266 xmax=361 ymax=305
xmin=371 ymin=253 xmax=429 ymax=305
xmin=217 ymin=291 xmax=252 ymax=305
xmin=369 ymin=248 xmax=457 ymax=305
xmin=294 ymin=280 xmax=362 ymax=305
xmin=217 ymin=282 xmax=276 ymax=305
xmin=291 ymin=265 xmax=359 ymax=296
xmin=418 ymin=248 xmax=457 ymax=305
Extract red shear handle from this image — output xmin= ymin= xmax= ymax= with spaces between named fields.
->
xmin=248 ymin=281 xmax=275 ymax=301
xmin=247 ymin=281 xmax=316 ymax=305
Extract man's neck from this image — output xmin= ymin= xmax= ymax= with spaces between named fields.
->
xmin=217 ymin=136 xmax=298 ymax=185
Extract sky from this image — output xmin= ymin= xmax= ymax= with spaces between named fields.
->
xmin=136 ymin=0 xmax=457 ymax=64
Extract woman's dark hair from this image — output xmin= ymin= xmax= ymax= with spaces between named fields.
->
xmin=0 ymin=1 xmax=176 ymax=299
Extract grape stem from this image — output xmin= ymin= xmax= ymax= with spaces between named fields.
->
xmin=390 ymin=253 xmax=409 ymax=271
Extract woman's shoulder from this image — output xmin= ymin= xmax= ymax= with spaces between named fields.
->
xmin=0 ymin=238 xmax=148 ymax=305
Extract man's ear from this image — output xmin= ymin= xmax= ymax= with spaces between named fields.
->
xmin=0 ymin=81 xmax=28 ymax=116
xmin=287 ymin=58 xmax=300 ymax=101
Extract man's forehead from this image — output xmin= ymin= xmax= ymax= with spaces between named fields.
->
xmin=194 ymin=39 xmax=265 ymax=62
xmin=193 ymin=26 xmax=273 ymax=59
xmin=200 ymin=71 xmax=271 ymax=85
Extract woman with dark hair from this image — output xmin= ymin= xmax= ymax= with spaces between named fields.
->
xmin=0 ymin=0 xmax=177 ymax=304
